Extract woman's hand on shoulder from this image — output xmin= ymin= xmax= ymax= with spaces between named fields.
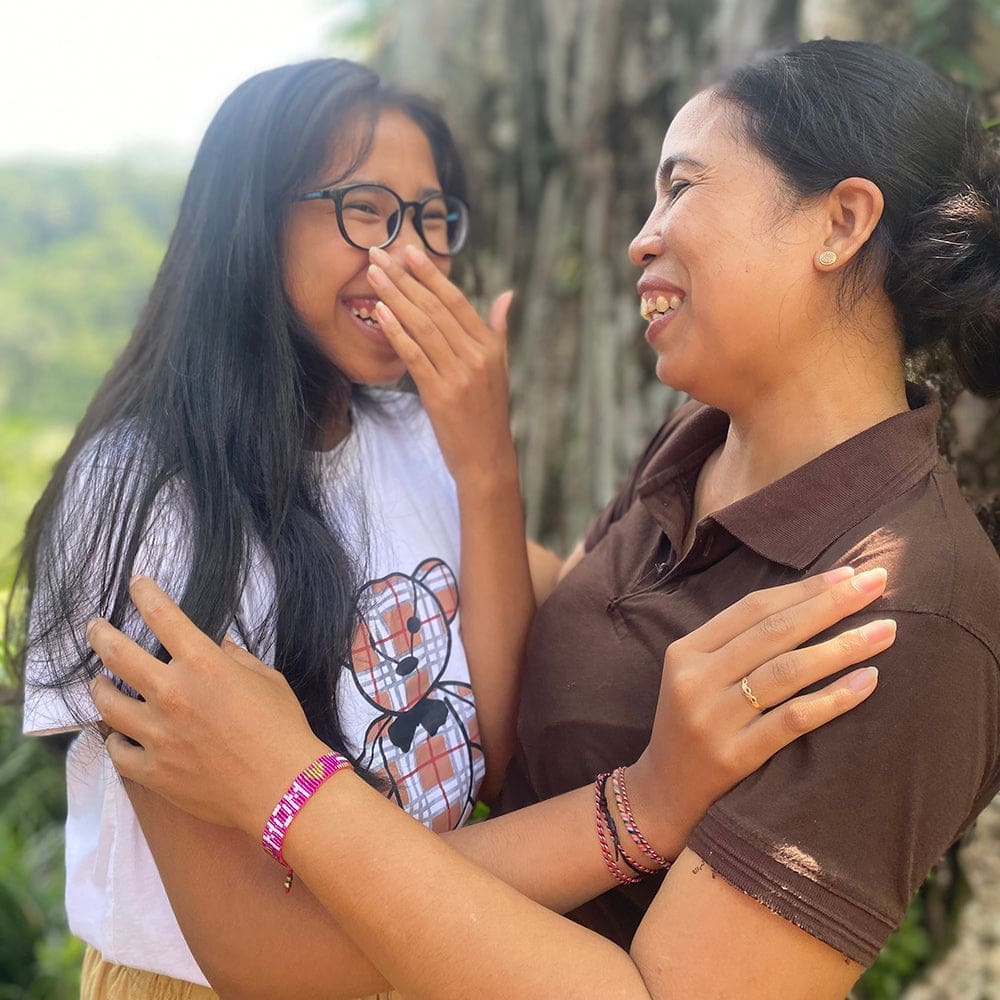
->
xmin=629 ymin=566 xmax=893 ymax=853
xmin=88 ymin=577 xmax=327 ymax=838
xmin=366 ymin=244 xmax=516 ymax=487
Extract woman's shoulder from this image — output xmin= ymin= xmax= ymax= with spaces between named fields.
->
xmin=840 ymin=465 xmax=1000 ymax=659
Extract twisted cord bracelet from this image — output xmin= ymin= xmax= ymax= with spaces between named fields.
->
xmin=262 ymin=751 xmax=353 ymax=892
xmin=598 ymin=773 xmax=658 ymax=877
xmin=594 ymin=772 xmax=643 ymax=886
xmin=611 ymin=765 xmax=671 ymax=871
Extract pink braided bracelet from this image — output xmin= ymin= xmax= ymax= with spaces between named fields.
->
xmin=612 ymin=765 xmax=670 ymax=871
xmin=262 ymin=751 xmax=353 ymax=892
xmin=594 ymin=772 xmax=643 ymax=886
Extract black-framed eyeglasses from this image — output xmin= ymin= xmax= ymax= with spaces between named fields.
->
xmin=296 ymin=182 xmax=470 ymax=257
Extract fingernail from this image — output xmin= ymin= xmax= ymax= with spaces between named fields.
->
xmin=86 ymin=618 xmax=100 ymax=641
xmin=367 ymin=263 xmax=388 ymax=287
xmin=822 ymin=566 xmax=855 ymax=584
xmin=403 ymin=244 xmax=425 ymax=265
xmin=852 ymin=567 xmax=887 ymax=594
xmin=129 ymin=575 xmax=145 ymax=586
xmin=374 ymin=300 xmax=393 ymax=320
xmin=860 ymin=619 xmax=896 ymax=645
xmin=848 ymin=666 xmax=878 ymax=692
xmin=369 ymin=246 xmax=391 ymax=265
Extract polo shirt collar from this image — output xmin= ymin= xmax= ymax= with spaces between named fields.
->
xmin=636 ymin=385 xmax=942 ymax=570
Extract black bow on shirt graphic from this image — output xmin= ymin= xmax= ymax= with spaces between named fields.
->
xmin=387 ymin=696 xmax=449 ymax=752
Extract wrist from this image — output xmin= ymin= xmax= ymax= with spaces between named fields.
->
xmin=249 ymin=736 xmax=334 ymax=839
xmin=623 ymin=755 xmax=690 ymax=863
xmin=259 ymin=746 xmax=352 ymax=892
xmin=454 ymin=451 xmax=522 ymax=503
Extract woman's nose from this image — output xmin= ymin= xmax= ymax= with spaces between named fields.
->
xmin=628 ymin=212 xmax=665 ymax=268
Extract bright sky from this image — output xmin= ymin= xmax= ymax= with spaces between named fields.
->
xmin=0 ymin=0 xmax=359 ymax=161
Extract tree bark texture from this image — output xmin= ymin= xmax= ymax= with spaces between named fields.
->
xmin=377 ymin=0 xmax=800 ymax=547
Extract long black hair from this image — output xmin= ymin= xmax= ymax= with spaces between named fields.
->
xmin=8 ymin=59 xmax=469 ymax=756
xmin=718 ymin=39 xmax=1000 ymax=397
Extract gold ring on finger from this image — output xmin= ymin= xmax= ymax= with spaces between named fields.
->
xmin=740 ymin=675 xmax=762 ymax=711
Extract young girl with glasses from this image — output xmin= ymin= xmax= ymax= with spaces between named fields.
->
xmin=19 ymin=57 xmax=896 ymax=998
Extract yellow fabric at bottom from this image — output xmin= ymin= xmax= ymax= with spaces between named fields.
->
xmin=81 ymin=945 xmax=402 ymax=1000
xmin=81 ymin=946 xmax=220 ymax=1000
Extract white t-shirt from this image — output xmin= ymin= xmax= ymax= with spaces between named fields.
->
xmin=23 ymin=391 xmax=485 ymax=985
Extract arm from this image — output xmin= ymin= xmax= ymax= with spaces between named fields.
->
xmin=279 ymin=775 xmax=861 ymax=999
xmin=369 ymin=245 xmax=534 ymax=796
xmin=526 ymin=538 xmax=586 ymax=605
xmin=129 ymin=718 xmax=863 ymax=999
xmin=125 ymin=788 xmax=390 ymax=1000
xmin=526 ymin=539 xmax=563 ymax=604
xmin=94 ymin=568 xmax=889 ymax=997
xmin=453 ymin=453 xmax=534 ymax=800
xmin=127 ymin=774 xmax=622 ymax=998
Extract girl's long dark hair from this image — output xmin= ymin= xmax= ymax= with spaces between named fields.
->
xmin=7 ymin=59 xmax=469 ymax=756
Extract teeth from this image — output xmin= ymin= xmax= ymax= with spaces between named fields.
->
xmin=640 ymin=293 xmax=683 ymax=321
xmin=349 ymin=302 xmax=381 ymax=326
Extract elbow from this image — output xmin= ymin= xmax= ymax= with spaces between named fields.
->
xmin=193 ymin=953 xmax=274 ymax=1000
xmin=198 ymin=963 xmax=248 ymax=1000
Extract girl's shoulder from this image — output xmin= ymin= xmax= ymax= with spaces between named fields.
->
xmin=55 ymin=422 xmax=190 ymax=551
xmin=66 ymin=420 xmax=156 ymax=489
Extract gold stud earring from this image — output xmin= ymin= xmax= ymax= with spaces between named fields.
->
xmin=817 ymin=250 xmax=838 ymax=267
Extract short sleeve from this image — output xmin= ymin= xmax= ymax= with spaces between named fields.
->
xmin=584 ymin=401 xmax=695 ymax=552
xmin=687 ymin=610 xmax=1000 ymax=965
xmin=22 ymin=436 xmax=196 ymax=736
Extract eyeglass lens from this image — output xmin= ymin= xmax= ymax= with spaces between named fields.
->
xmin=340 ymin=185 xmax=466 ymax=255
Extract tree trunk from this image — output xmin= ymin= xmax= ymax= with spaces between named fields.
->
xmin=378 ymin=0 xmax=797 ymax=547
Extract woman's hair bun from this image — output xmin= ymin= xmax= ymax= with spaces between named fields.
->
xmin=888 ymin=145 xmax=1000 ymax=397
xmin=719 ymin=40 xmax=1000 ymax=396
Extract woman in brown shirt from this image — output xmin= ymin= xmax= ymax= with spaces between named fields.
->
xmin=90 ymin=38 xmax=1000 ymax=998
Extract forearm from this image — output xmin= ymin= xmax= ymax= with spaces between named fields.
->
xmin=132 ymin=758 xmax=688 ymax=995
xmin=285 ymin=770 xmax=654 ymax=999
xmin=128 ymin=783 xmax=391 ymax=999
xmin=455 ymin=455 xmax=535 ymax=798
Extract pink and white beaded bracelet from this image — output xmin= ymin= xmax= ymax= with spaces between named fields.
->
xmin=261 ymin=751 xmax=353 ymax=892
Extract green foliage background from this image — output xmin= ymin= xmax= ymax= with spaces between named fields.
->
xmin=0 ymin=162 xmax=181 ymax=996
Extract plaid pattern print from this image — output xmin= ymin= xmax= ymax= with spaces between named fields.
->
xmin=348 ymin=558 xmax=484 ymax=832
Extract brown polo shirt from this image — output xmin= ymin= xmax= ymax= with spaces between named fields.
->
xmin=497 ymin=385 xmax=1000 ymax=965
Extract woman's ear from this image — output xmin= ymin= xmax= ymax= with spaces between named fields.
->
xmin=813 ymin=177 xmax=884 ymax=272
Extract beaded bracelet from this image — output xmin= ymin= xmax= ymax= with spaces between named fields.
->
xmin=611 ymin=765 xmax=670 ymax=871
xmin=594 ymin=772 xmax=643 ymax=886
xmin=262 ymin=751 xmax=353 ymax=892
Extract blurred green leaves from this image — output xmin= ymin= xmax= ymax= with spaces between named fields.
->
xmin=0 ymin=159 xmax=179 ymax=997
xmin=0 ymin=706 xmax=84 ymax=999
xmin=906 ymin=0 xmax=999 ymax=90
xmin=0 ymin=162 xmax=180 ymax=427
